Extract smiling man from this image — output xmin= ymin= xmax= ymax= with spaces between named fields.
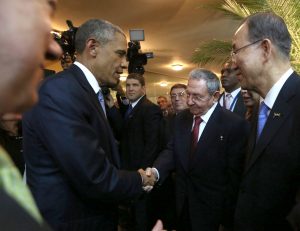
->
xmin=22 ymin=19 xmax=154 ymax=231
xmin=148 ymin=68 xmax=248 ymax=231
xmin=231 ymin=12 xmax=300 ymax=231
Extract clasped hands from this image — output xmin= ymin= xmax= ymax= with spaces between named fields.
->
xmin=138 ymin=167 xmax=158 ymax=192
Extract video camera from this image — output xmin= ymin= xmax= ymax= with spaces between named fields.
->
xmin=53 ymin=20 xmax=78 ymax=61
xmin=127 ymin=29 xmax=153 ymax=75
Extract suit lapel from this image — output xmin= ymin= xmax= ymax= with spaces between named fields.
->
xmin=244 ymin=73 xmax=298 ymax=174
xmin=190 ymin=105 xmax=221 ymax=169
xmin=69 ymin=65 xmax=107 ymax=120
xmin=69 ymin=65 xmax=121 ymax=167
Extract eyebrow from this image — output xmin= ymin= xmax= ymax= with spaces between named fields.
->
xmin=115 ymin=50 xmax=126 ymax=56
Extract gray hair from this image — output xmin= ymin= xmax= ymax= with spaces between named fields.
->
xmin=75 ymin=19 xmax=125 ymax=54
xmin=242 ymin=12 xmax=291 ymax=58
xmin=189 ymin=68 xmax=220 ymax=95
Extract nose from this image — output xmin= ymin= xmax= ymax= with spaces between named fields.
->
xmin=46 ymin=35 xmax=63 ymax=60
xmin=187 ymin=95 xmax=194 ymax=106
xmin=121 ymin=56 xmax=128 ymax=69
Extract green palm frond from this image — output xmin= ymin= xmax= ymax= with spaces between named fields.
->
xmin=191 ymin=40 xmax=232 ymax=67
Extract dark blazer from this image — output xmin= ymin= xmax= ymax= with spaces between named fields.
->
xmin=219 ymin=91 xmax=247 ymax=118
xmin=154 ymin=105 xmax=249 ymax=230
xmin=120 ymin=95 xmax=163 ymax=170
xmin=23 ymin=64 xmax=143 ymax=231
xmin=0 ymin=189 xmax=51 ymax=231
xmin=234 ymin=72 xmax=300 ymax=231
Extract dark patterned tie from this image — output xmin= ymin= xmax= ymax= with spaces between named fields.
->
xmin=124 ymin=104 xmax=133 ymax=119
xmin=191 ymin=116 xmax=202 ymax=154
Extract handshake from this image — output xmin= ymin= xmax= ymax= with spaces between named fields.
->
xmin=138 ymin=167 xmax=159 ymax=192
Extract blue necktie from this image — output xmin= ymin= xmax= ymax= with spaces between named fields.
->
xmin=124 ymin=104 xmax=133 ymax=119
xmin=97 ymin=90 xmax=107 ymax=117
xmin=257 ymin=101 xmax=269 ymax=139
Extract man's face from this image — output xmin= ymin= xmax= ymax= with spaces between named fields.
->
xmin=126 ymin=78 xmax=145 ymax=103
xmin=0 ymin=0 xmax=62 ymax=114
xmin=231 ymin=23 xmax=263 ymax=91
xmin=93 ymin=32 xmax=127 ymax=88
xmin=170 ymin=87 xmax=188 ymax=113
xmin=157 ymin=97 xmax=168 ymax=110
xmin=186 ymin=78 xmax=216 ymax=116
xmin=221 ymin=63 xmax=240 ymax=92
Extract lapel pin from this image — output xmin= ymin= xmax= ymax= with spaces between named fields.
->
xmin=220 ymin=135 xmax=224 ymax=141
xmin=273 ymin=112 xmax=281 ymax=118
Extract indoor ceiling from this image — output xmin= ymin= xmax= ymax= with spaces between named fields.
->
xmin=47 ymin=0 xmax=241 ymax=101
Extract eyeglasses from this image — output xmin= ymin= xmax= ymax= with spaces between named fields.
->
xmin=231 ymin=39 xmax=263 ymax=57
xmin=186 ymin=92 xmax=213 ymax=103
xmin=170 ymin=90 xmax=186 ymax=99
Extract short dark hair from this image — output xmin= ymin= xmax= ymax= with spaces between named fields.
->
xmin=170 ymin=84 xmax=187 ymax=94
xmin=75 ymin=19 xmax=125 ymax=54
xmin=242 ymin=12 xmax=291 ymax=58
xmin=126 ymin=73 xmax=145 ymax=86
xmin=189 ymin=68 xmax=220 ymax=95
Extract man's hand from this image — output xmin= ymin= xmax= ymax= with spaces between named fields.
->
xmin=138 ymin=169 xmax=156 ymax=186
xmin=152 ymin=220 xmax=163 ymax=231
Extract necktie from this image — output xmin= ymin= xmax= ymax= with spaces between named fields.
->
xmin=257 ymin=101 xmax=269 ymax=139
xmin=191 ymin=116 xmax=202 ymax=154
xmin=225 ymin=93 xmax=232 ymax=110
xmin=124 ymin=104 xmax=133 ymax=119
xmin=97 ymin=90 xmax=107 ymax=117
xmin=0 ymin=146 xmax=43 ymax=223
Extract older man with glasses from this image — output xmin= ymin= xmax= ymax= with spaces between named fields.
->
xmin=231 ymin=12 xmax=300 ymax=231
xmin=145 ymin=68 xmax=249 ymax=231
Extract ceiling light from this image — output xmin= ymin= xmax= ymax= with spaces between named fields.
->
xmin=171 ymin=64 xmax=183 ymax=71
xmin=159 ymin=82 xmax=168 ymax=87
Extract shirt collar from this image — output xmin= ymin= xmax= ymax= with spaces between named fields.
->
xmin=131 ymin=95 xmax=145 ymax=108
xmin=74 ymin=61 xmax=100 ymax=94
xmin=194 ymin=102 xmax=218 ymax=124
xmin=226 ymin=87 xmax=241 ymax=99
xmin=263 ymin=68 xmax=293 ymax=109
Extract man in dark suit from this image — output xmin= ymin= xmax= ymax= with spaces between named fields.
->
xmin=22 ymin=19 xmax=155 ymax=231
xmin=146 ymin=68 xmax=248 ymax=231
xmin=116 ymin=73 xmax=162 ymax=230
xmin=219 ymin=62 xmax=246 ymax=118
xmin=231 ymin=12 xmax=300 ymax=230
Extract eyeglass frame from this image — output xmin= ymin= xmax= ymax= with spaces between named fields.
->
xmin=231 ymin=39 xmax=263 ymax=58
xmin=170 ymin=89 xmax=187 ymax=99
xmin=186 ymin=91 xmax=219 ymax=103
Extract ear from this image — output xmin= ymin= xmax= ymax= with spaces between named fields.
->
xmin=261 ymin=39 xmax=272 ymax=60
xmin=213 ymin=91 xmax=220 ymax=102
xmin=86 ymin=38 xmax=99 ymax=57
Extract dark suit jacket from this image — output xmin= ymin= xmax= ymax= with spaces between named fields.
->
xmin=119 ymin=95 xmax=163 ymax=170
xmin=234 ymin=72 xmax=300 ymax=231
xmin=154 ymin=105 xmax=249 ymax=230
xmin=0 ymin=189 xmax=51 ymax=231
xmin=219 ymin=91 xmax=247 ymax=118
xmin=22 ymin=65 xmax=143 ymax=231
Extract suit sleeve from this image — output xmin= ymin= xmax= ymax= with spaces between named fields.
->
xmin=222 ymin=118 xmax=249 ymax=228
xmin=31 ymin=81 xmax=142 ymax=203
xmin=140 ymin=105 xmax=163 ymax=168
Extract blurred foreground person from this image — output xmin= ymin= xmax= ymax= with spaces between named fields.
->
xmin=0 ymin=0 xmax=62 ymax=230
